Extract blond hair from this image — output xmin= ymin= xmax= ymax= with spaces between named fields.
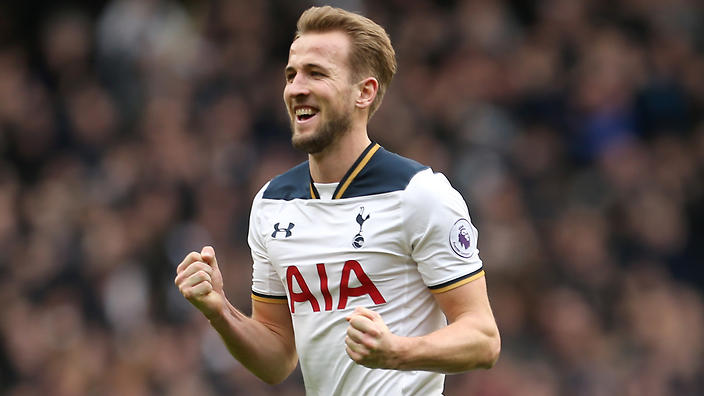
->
xmin=295 ymin=6 xmax=397 ymax=119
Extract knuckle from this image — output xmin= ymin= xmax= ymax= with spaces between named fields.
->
xmin=185 ymin=251 xmax=200 ymax=263
xmin=195 ymin=263 xmax=211 ymax=275
xmin=196 ymin=270 xmax=209 ymax=280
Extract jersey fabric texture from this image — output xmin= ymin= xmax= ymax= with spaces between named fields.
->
xmin=248 ymin=142 xmax=484 ymax=396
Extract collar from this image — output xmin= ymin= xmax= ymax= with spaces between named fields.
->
xmin=309 ymin=141 xmax=381 ymax=199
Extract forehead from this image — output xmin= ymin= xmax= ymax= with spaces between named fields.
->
xmin=288 ymin=31 xmax=351 ymax=69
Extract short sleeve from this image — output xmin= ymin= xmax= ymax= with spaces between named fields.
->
xmin=248 ymin=184 xmax=287 ymax=303
xmin=402 ymin=169 xmax=484 ymax=293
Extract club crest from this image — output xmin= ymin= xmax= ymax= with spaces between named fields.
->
xmin=450 ymin=218 xmax=475 ymax=258
xmin=352 ymin=207 xmax=370 ymax=249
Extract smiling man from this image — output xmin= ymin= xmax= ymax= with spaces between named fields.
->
xmin=286 ymin=29 xmax=356 ymax=155
xmin=175 ymin=6 xmax=500 ymax=395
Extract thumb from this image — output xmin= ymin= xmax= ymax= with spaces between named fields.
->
xmin=356 ymin=307 xmax=382 ymax=322
xmin=200 ymin=246 xmax=218 ymax=267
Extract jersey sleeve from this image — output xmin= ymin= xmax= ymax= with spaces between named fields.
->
xmin=402 ymin=169 xmax=484 ymax=293
xmin=248 ymin=183 xmax=288 ymax=304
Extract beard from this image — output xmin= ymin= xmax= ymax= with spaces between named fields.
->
xmin=290 ymin=105 xmax=352 ymax=154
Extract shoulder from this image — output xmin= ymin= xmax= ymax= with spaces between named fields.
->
xmin=406 ymin=169 xmax=460 ymax=198
xmin=258 ymin=146 xmax=432 ymax=200
xmin=262 ymin=161 xmax=311 ymax=200
xmin=343 ymin=146 xmax=429 ymax=198
xmin=404 ymin=169 xmax=468 ymax=213
xmin=367 ymin=147 xmax=429 ymax=186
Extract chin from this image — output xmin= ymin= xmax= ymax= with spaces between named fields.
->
xmin=292 ymin=137 xmax=320 ymax=154
xmin=292 ymin=128 xmax=315 ymax=144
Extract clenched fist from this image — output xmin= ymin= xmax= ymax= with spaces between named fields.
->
xmin=345 ymin=306 xmax=403 ymax=370
xmin=175 ymin=246 xmax=225 ymax=320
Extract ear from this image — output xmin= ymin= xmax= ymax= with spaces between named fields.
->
xmin=355 ymin=77 xmax=378 ymax=110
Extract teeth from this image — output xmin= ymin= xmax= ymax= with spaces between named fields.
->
xmin=295 ymin=107 xmax=315 ymax=116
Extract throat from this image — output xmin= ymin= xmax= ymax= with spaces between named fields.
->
xmin=309 ymin=139 xmax=375 ymax=184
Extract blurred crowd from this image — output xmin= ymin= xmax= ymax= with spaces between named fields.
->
xmin=1 ymin=0 xmax=703 ymax=395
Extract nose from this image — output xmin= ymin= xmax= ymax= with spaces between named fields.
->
xmin=285 ymin=74 xmax=310 ymax=99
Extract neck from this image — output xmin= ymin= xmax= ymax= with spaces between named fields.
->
xmin=309 ymin=126 xmax=371 ymax=183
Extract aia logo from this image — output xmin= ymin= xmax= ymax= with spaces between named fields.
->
xmin=272 ymin=222 xmax=295 ymax=238
xmin=286 ymin=260 xmax=386 ymax=313
xmin=352 ymin=207 xmax=370 ymax=249
xmin=450 ymin=218 xmax=475 ymax=258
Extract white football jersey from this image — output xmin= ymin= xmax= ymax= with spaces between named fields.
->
xmin=248 ymin=143 xmax=484 ymax=396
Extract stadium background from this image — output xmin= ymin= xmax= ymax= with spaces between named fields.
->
xmin=1 ymin=0 xmax=703 ymax=394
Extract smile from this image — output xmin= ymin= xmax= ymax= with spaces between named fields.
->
xmin=294 ymin=106 xmax=319 ymax=123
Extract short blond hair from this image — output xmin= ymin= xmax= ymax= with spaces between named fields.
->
xmin=295 ymin=6 xmax=397 ymax=119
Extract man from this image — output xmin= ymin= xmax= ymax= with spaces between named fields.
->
xmin=175 ymin=6 xmax=500 ymax=395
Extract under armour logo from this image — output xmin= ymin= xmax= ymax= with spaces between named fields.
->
xmin=272 ymin=222 xmax=295 ymax=238
xmin=352 ymin=207 xmax=370 ymax=249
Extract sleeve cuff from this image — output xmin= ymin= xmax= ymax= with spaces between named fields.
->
xmin=427 ymin=269 xmax=485 ymax=294
xmin=251 ymin=290 xmax=288 ymax=304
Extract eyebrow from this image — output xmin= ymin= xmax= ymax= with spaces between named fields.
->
xmin=285 ymin=63 xmax=329 ymax=74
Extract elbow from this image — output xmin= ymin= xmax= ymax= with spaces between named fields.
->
xmin=258 ymin=369 xmax=290 ymax=385
xmin=480 ymin=332 xmax=501 ymax=369
xmin=463 ymin=331 xmax=500 ymax=371
xmin=260 ymin=374 xmax=286 ymax=386
xmin=257 ymin=356 xmax=298 ymax=385
xmin=453 ymin=331 xmax=501 ymax=373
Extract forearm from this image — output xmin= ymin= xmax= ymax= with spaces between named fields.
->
xmin=394 ymin=315 xmax=500 ymax=373
xmin=207 ymin=300 xmax=298 ymax=384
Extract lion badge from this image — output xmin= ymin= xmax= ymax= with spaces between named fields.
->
xmin=450 ymin=218 xmax=475 ymax=258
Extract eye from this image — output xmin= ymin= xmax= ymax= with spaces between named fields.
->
xmin=285 ymin=71 xmax=295 ymax=83
xmin=310 ymin=71 xmax=325 ymax=78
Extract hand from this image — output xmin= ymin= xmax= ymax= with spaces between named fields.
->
xmin=345 ymin=307 xmax=402 ymax=369
xmin=175 ymin=246 xmax=226 ymax=320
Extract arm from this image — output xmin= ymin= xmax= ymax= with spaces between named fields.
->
xmin=175 ymin=246 xmax=298 ymax=384
xmin=345 ymin=275 xmax=500 ymax=373
xmin=209 ymin=299 xmax=297 ymax=384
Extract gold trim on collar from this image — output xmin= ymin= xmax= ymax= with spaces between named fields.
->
xmin=334 ymin=143 xmax=380 ymax=199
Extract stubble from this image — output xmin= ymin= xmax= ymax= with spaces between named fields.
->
xmin=290 ymin=91 xmax=354 ymax=154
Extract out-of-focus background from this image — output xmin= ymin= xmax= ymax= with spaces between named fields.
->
xmin=1 ymin=0 xmax=703 ymax=395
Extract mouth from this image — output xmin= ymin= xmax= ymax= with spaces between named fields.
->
xmin=294 ymin=106 xmax=319 ymax=123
